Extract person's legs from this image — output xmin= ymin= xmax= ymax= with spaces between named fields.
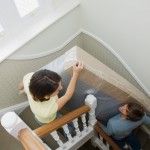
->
xmin=112 ymin=137 xmax=126 ymax=150
xmin=126 ymin=133 xmax=141 ymax=150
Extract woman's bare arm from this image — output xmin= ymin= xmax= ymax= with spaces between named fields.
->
xmin=57 ymin=61 xmax=83 ymax=110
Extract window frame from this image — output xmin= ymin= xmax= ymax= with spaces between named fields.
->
xmin=13 ymin=0 xmax=40 ymax=18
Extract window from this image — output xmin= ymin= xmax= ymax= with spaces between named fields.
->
xmin=13 ymin=0 xmax=39 ymax=17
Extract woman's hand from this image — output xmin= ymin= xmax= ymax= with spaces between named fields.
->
xmin=56 ymin=61 xmax=83 ymax=110
xmin=72 ymin=61 xmax=84 ymax=77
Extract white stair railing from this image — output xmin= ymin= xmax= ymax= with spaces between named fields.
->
xmin=56 ymin=94 xmax=97 ymax=150
xmin=85 ymin=94 xmax=97 ymax=127
xmin=1 ymin=94 xmax=98 ymax=150
xmin=62 ymin=124 xmax=74 ymax=142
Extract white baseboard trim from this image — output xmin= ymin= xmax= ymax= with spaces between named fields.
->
xmin=0 ymin=101 xmax=29 ymax=119
xmin=81 ymin=29 xmax=150 ymax=97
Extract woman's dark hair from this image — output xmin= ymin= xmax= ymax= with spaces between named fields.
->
xmin=29 ymin=69 xmax=61 ymax=102
xmin=126 ymin=102 xmax=145 ymax=122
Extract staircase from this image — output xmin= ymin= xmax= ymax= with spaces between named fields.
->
xmin=1 ymin=95 xmax=96 ymax=150
xmin=1 ymin=94 xmax=123 ymax=150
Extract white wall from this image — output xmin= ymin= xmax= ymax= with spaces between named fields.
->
xmin=0 ymin=0 xmax=80 ymax=62
xmin=4 ymin=0 xmax=150 ymax=96
xmin=9 ymin=6 xmax=81 ymax=59
xmin=80 ymin=0 xmax=150 ymax=95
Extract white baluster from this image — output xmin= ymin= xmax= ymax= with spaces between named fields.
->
xmin=44 ymin=143 xmax=52 ymax=150
xmin=51 ymin=131 xmax=64 ymax=149
xmin=81 ymin=113 xmax=88 ymax=132
xmin=1 ymin=112 xmax=29 ymax=139
xmin=62 ymin=124 xmax=73 ymax=142
xmin=85 ymin=94 xmax=97 ymax=126
xmin=99 ymin=135 xmax=108 ymax=150
xmin=72 ymin=118 xmax=81 ymax=137
xmin=106 ymin=142 xmax=110 ymax=150
xmin=99 ymin=135 xmax=103 ymax=142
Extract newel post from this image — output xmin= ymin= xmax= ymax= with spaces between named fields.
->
xmin=1 ymin=112 xmax=48 ymax=150
xmin=85 ymin=94 xmax=97 ymax=126
xmin=1 ymin=111 xmax=28 ymax=139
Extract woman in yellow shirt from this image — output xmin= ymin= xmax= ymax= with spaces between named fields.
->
xmin=19 ymin=61 xmax=83 ymax=124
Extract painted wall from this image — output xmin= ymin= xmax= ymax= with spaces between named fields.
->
xmin=1 ymin=0 xmax=150 ymax=109
xmin=1 ymin=32 xmax=145 ymax=109
xmin=0 ymin=6 xmax=82 ymax=109
xmin=80 ymin=0 xmax=150 ymax=95
xmin=0 ymin=35 xmax=82 ymax=109
xmin=9 ymin=6 xmax=81 ymax=59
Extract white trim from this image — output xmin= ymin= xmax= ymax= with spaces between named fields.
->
xmin=0 ymin=0 xmax=80 ymax=63
xmin=63 ymin=127 xmax=94 ymax=150
xmin=0 ymin=101 xmax=29 ymax=119
xmin=81 ymin=29 xmax=150 ymax=97
xmin=8 ymin=30 xmax=82 ymax=60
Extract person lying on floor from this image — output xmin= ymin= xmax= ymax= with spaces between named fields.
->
xmin=18 ymin=61 xmax=83 ymax=124
xmin=99 ymin=101 xmax=150 ymax=150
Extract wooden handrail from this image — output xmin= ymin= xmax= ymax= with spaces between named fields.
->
xmin=18 ymin=128 xmax=46 ymax=150
xmin=34 ymin=105 xmax=90 ymax=137
xmin=94 ymin=122 xmax=121 ymax=150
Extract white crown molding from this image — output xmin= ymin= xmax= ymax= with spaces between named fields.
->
xmin=80 ymin=29 xmax=150 ymax=97
xmin=0 ymin=101 xmax=29 ymax=119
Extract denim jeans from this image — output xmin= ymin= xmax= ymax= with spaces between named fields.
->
xmin=112 ymin=132 xmax=141 ymax=150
